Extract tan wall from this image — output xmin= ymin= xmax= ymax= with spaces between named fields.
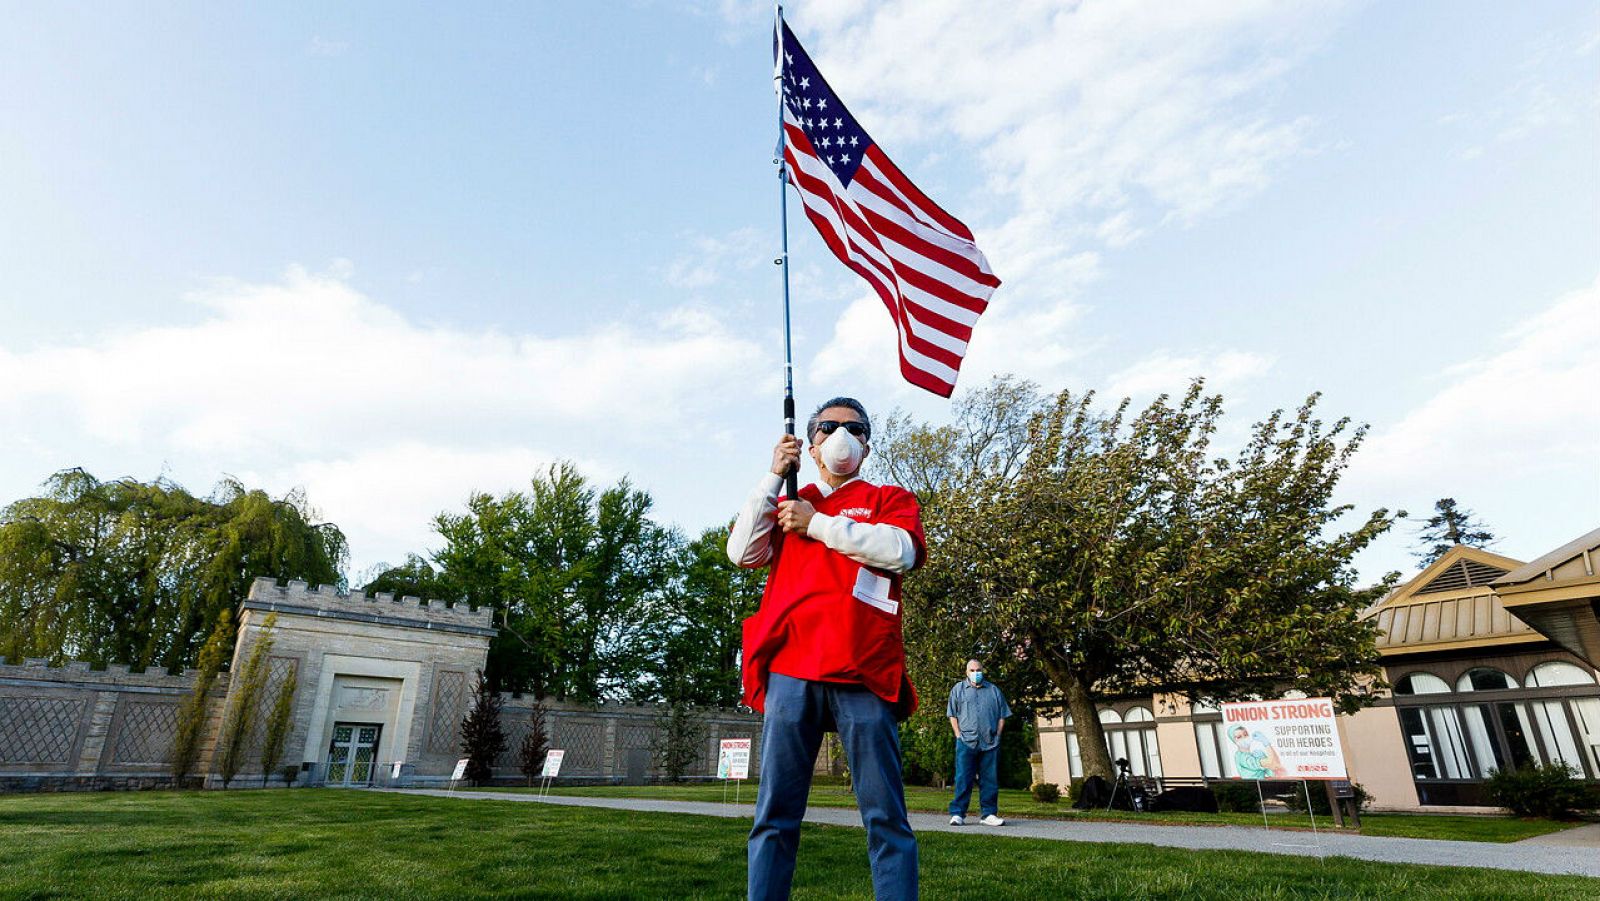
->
xmin=1339 ymin=705 xmax=1418 ymax=811
xmin=1038 ymin=726 xmax=1071 ymax=787
xmin=1154 ymin=721 xmax=1201 ymax=779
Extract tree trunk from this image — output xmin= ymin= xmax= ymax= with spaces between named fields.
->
xmin=1059 ymin=665 xmax=1116 ymax=781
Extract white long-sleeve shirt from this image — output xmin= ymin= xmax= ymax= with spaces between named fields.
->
xmin=725 ymin=472 xmax=917 ymax=573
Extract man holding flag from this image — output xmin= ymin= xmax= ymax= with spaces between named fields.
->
xmin=730 ymin=397 xmax=923 ymax=900
xmin=732 ymin=9 xmax=999 ymax=898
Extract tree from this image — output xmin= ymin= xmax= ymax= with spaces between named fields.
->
xmin=876 ymin=377 xmax=1400 ymax=780
xmin=658 ymin=527 xmax=765 ymax=707
xmin=0 ymin=469 xmax=345 ymax=671
xmin=171 ymin=609 xmax=233 ymax=786
xmin=653 ymin=698 xmax=707 ymax=783
xmin=516 ymin=700 xmax=550 ymax=787
xmin=217 ymin=613 xmax=276 ymax=787
xmin=1415 ymin=498 xmax=1496 ymax=564
xmin=260 ymin=664 xmax=299 ymax=786
xmin=460 ymin=669 xmax=507 ymax=786
xmin=365 ymin=463 xmax=679 ymax=701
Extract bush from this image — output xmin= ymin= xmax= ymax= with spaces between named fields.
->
xmin=1065 ymin=777 xmax=1086 ymax=806
xmin=1283 ymin=781 xmax=1371 ymax=815
xmin=1484 ymin=764 xmax=1596 ymax=819
xmin=1209 ymin=780 xmax=1262 ymax=813
xmin=1030 ymin=782 xmax=1061 ymax=803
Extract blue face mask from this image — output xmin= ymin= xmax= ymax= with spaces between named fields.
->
xmin=968 ymin=670 xmax=983 ymax=684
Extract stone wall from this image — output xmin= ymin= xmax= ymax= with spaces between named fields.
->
xmin=1 ymin=577 xmax=769 ymax=792
xmin=490 ymin=696 xmax=763 ymax=785
xmin=0 ymin=658 xmax=225 ymax=792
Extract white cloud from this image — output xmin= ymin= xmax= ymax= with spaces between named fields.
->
xmin=1338 ymin=275 xmax=1600 ymax=580
xmin=782 ymin=0 xmax=1345 ymax=394
xmin=0 ymin=264 xmax=765 ymax=455
xmin=1352 ymin=276 xmax=1600 ymax=494
xmin=251 ymin=443 xmax=617 ymax=576
xmin=662 ymin=227 xmax=765 ymax=290
xmin=1106 ymin=350 xmax=1276 ymax=401
xmin=0 ymin=265 xmax=772 ymax=574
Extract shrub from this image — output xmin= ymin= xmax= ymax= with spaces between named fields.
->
xmin=1209 ymin=780 xmax=1262 ymax=813
xmin=1030 ymin=782 xmax=1061 ymax=804
xmin=652 ymin=699 xmax=707 ymax=783
xmin=1484 ymin=763 xmax=1596 ymax=819
xmin=171 ymin=610 xmax=233 ymax=786
xmin=459 ymin=670 xmax=507 ymax=786
xmin=517 ymin=701 xmax=550 ymax=787
xmin=1283 ymin=781 xmax=1371 ymax=815
xmin=260 ymin=663 xmax=298 ymax=785
xmin=1065 ymin=777 xmax=1086 ymax=806
xmin=218 ymin=613 xmax=277 ymax=788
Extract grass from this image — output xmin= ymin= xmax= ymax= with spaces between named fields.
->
xmin=486 ymin=783 xmax=1580 ymax=843
xmin=1 ymin=790 xmax=1593 ymax=900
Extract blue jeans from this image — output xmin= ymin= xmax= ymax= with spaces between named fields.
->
xmin=948 ymin=741 xmax=998 ymax=818
xmin=749 ymin=673 xmax=918 ymax=901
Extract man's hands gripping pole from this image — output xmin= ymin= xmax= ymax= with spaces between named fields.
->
xmin=770 ymin=434 xmax=816 ymax=534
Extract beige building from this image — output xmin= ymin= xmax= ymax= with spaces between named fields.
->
xmin=1036 ymin=529 xmax=1600 ymax=810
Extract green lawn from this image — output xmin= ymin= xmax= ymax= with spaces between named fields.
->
xmin=489 ymin=783 xmax=1580 ymax=843
xmin=2 ymin=790 xmax=1591 ymax=900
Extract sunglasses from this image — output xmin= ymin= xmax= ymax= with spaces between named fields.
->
xmin=814 ymin=420 xmax=868 ymax=438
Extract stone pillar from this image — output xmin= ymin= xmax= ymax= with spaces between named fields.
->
xmin=75 ymin=690 xmax=119 ymax=777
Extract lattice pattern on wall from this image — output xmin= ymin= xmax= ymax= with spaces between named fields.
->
xmin=429 ymin=671 xmax=467 ymax=754
xmin=619 ymin=723 xmax=657 ymax=752
xmin=0 ymin=696 xmax=85 ymax=764
xmin=556 ymin=720 xmax=606 ymax=774
xmin=111 ymin=701 xmax=180 ymax=765
xmin=247 ymin=657 xmax=300 ymax=756
xmin=497 ymin=719 xmax=532 ymax=771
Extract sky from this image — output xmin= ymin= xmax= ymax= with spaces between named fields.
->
xmin=2 ymin=0 xmax=1596 ymax=587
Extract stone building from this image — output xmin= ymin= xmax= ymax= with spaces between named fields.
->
xmin=0 ymin=577 xmax=762 ymax=791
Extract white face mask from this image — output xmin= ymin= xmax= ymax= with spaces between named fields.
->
xmin=817 ymin=426 xmax=866 ymax=476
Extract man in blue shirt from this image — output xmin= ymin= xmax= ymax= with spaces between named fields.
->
xmin=946 ymin=658 xmax=1012 ymax=826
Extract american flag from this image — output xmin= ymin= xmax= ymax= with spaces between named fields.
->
xmin=776 ymin=18 xmax=999 ymax=398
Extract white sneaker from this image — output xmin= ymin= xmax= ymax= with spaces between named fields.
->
xmin=948 ymin=815 xmax=964 ymax=826
xmin=980 ymin=815 xmax=1004 ymax=826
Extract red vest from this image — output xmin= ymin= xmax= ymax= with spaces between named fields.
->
xmin=739 ymin=479 xmax=926 ymax=716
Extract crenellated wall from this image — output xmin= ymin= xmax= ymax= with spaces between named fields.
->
xmin=0 ymin=657 xmax=226 ymax=792
xmin=1 ymin=577 xmax=765 ymax=792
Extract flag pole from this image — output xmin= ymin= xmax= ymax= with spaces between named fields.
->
xmin=774 ymin=2 xmax=799 ymax=500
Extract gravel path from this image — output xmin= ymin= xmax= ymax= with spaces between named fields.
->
xmin=379 ymin=788 xmax=1600 ymax=878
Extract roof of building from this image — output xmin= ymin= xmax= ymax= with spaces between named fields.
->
xmin=1362 ymin=545 xmax=1543 ymax=654
xmin=1494 ymin=526 xmax=1600 ymax=587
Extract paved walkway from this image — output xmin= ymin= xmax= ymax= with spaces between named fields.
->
xmin=379 ymin=789 xmax=1600 ymax=879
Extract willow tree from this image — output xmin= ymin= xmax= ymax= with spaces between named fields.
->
xmin=0 ymin=469 xmax=346 ymax=670
xmin=875 ymin=378 xmax=1399 ymax=780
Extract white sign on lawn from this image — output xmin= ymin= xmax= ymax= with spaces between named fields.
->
xmin=541 ymin=749 xmax=565 ymax=779
xmin=451 ymin=758 xmax=469 ymax=781
xmin=717 ymin=739 xmax=751 ymax=780
xmin=1219 ymin=698 xmax=1348 ymax=780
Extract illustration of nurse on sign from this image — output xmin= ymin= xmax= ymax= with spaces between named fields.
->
xmin=1230 ymin=726 xmax=1285 ymax=779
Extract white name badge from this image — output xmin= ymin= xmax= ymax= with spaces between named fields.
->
xmin=852 ymin=568 xmax=898 ymax=615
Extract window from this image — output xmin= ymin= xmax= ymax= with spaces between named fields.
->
xmin=1527 ymin=662 xmax=1597 ymax=688
xmin=1457 ymin=668 xmax=1516 ymax=692
xmin=1062 ymin=706 xmax=1161 ymax=779
xmin=1393 ymin=661 xmax=1600 ymax=787
xmin=1394 ymin=672 xmax=1451 ymax=695
xmin=1193 ymin=721 xmax=1239 ymax=779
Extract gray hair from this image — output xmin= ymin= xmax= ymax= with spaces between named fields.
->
xmin=806 ymin=396 xmax=871 ymax=444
